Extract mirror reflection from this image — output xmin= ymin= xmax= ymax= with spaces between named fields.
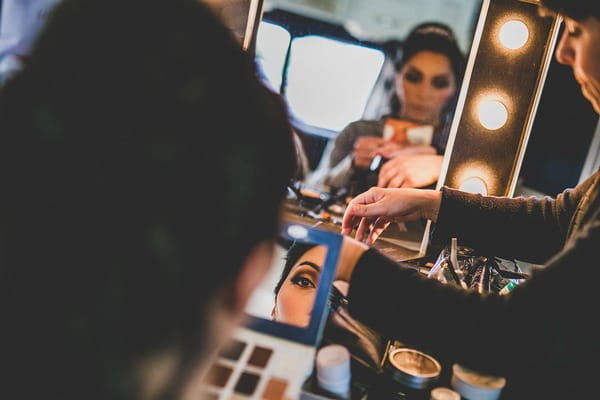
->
xmin=245 ymin=237 xmax=328 ymax=328
xmin=272 ymin=242 xmax=325 ymax=326
xmin=255 ymin=0 xmax=483 ymax=197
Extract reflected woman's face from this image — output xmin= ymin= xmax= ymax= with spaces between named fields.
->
xmin=395 ymin=50 xmax=457 ymax=125
xmin=273 ymin=245 xmax=327 ymax=327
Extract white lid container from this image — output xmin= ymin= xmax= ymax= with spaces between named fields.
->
xmin=450 ymin=363 xmax=506 ymax=400
xmin=316 ymin=344 xmax=351 ymax=398
xmin=430 ymin=386 xmax=461 ymax=400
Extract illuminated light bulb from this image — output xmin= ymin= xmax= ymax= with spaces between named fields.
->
xmin=459 ymin=177 xmax=488 ymax=195
xmin=478 ymin=100 xmax=508 ymax=130
xmin=499 ymin=20 xmax=529 ymax=49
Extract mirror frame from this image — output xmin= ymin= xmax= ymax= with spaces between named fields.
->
xmin=420 ymin=0 xmax=561 ymax=255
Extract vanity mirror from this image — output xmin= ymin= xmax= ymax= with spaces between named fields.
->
xmin=224 ymin=0 xmax=585 ymax=261
xmin=254 ymin=0 xmax=483 ymax=170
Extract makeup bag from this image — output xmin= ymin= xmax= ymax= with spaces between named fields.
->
xmin=428 ymin=243 xmax=528 ymax=293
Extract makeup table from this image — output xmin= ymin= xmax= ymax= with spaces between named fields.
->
xmin=283 ymin=201 xmax=425 ymax=272
xmin=281 ymin=200 xmax=493 ymax=400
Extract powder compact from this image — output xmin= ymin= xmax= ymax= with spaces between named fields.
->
xmin=386 ymin=347 xmax=442 ymax=390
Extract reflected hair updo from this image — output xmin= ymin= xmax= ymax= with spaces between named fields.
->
xmin=388 ymin=21 xmax=465 ymax=119
xmin=395 ymin=21 xmax=465 ymax=85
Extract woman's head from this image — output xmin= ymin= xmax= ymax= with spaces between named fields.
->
xmin=272 ymin=242 xmax=326 ymax=327
xmin=0 ymin=0 xmax=295 ymax=399
xmin=540 ymin=1 xmax=600 ymax=113
xmin=391 ymin=22 xmax=465 ymax=125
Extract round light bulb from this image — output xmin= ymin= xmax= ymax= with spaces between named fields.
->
xmin=478 ymin=100 xmax=508 ymax=130
xmin=459 ymin=177 xmax=488 ymax=195
xmin=499 ymin=20 xmax=529 ymax=49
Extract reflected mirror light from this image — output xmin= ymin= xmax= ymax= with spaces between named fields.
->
xmin=498 ymin=19 xmax=529 ymax=49
xmin=245 ymin=222 xmax=343 ymax=331
xmin=478 ymin=99 xmax=508 ymax=130
xmin=287 ymin=224 xmax=308 ymax=239
xmin=459 ymin=176 xmax=488 ymax=195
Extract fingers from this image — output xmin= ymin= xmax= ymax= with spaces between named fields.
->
xmin=388 ymin=174 xmax=406 ymax=188
xmin=377 ymin=163 xmax=394 ymax=187
xmin=366 ymin=217 xmax=391 ymax=244
xmin=341 ymin=202 xmax=371 ymax=236
xmin=340 ymin=188 xmax=381 ymax=235
xmin=340 ymin=203 xmax=362 ymax=235
xmin=355 ymin=217 xmax=376 ymax=242
xmin=378 ymin=167 xmax=403 ymax=188
xmin=341 ymin=188 xmax=393 ymax=243
xmin=377 ymin=172 xmax=390 ymax=188
xmin=342 ymin=216 xmax=390 ymax=244
xmin=377 ymin=142 xmax=403 ymax=159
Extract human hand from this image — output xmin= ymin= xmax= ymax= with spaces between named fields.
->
xmin=374 ymin=141 xmax=406 ymax=160
xmin=377 ymin=154 xmax=443 ymax=188
xmin=341 ymin=187 xmax=441 ymax=244
xmin=352 ymin=136 xmax=385 ymax=169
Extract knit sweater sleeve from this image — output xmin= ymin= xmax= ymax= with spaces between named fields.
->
xmin=429 ymin=183 xmax=585 ymax=264
xmin=345 ymin=224 xmax=600 ymax=392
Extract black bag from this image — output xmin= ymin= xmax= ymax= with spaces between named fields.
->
xmin=428 ymin=243 xmax=528 ymax=293
xmin=321 ymin=285 xmax=390 ymax=373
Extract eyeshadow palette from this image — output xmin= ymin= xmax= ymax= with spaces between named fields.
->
xmin=200 ymin=222 xmax=344 ymax=399
xmin=201 ymin=329 xmax=319 ymax=399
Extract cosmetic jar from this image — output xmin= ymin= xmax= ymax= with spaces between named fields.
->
xmin=316 ymin=344 xmax=351 ymax=399
xmin=430 ymin=386 xmax=461 ymax=400
xmin=450 ymin=363 xmax=506 ymax=400
xmin=386 ymin=347 xmax=442 ymax=390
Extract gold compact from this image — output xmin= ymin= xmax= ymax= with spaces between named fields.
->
xmin=386 ymin=347 xmax=442 ymax=390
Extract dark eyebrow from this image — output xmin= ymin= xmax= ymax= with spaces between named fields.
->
xmin=405 ymin=65 xmax=423 ymax=73
xmin=296 ymin=261 xmax=321 ymax=272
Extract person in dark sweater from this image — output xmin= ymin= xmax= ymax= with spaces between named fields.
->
xmin=337 ymin=1 xmax=600 ymax=399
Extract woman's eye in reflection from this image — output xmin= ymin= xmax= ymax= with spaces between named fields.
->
xmin=404 ymin=70 xmax=423 ymax=84
xmin=432 ymin=76 xmax=451 ymax=89
xmin=290 ymin=274 xmax=316 ymax=289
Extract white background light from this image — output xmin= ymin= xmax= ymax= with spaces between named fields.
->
xmin=499 ymin=20 xmax=529 ymax=49
xmin=478 ymin=100 xmax=508 ymax=130
xmin=459 ymin=177 xmax=488 ymax=195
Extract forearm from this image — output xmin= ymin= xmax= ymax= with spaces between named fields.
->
xmin=345 ymin=242 xmax=600 ymax=380
xmin=431 ymin=187 xmax=567 ymax=263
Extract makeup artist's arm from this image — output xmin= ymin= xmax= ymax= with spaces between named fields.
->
xmin=341 ymin=222 xmax=600 ymax=385
xmin=429 ymin=181 xmax=589 ymax=263
xmin=341 ymin=181 xmax=589 ymax=264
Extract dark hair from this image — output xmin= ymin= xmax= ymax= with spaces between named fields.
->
xmin=389 ymin=22 xmax=465 ymax=118
xmin=0 ymin=0 xmax=295 ymax=399
xmin=274 ymin=242 xmax=317 ymax=297
xmin=539 ymin=0 xmax=600 ymax=20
